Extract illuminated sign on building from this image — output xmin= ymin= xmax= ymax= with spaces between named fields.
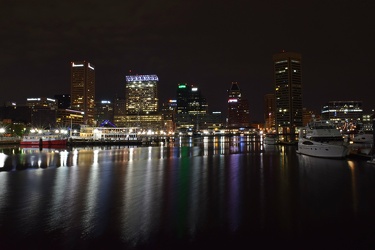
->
xmin=72 ymin=62 xmax=84 ymax=67
xmin=125 ymin=75 xmax=159 ymax=82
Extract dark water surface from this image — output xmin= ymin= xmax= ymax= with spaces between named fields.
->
xmin=1 ymin=136 xmax=375 ymax=249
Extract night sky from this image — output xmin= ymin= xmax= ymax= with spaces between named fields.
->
xmin=1 ymin=0 xmax=374 ymax=121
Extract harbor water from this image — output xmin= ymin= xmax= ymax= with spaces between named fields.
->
xmin=1 ymin=136 xmax=375 ymax=249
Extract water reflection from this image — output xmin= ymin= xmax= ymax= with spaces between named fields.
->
xmin=0 ymin=137 xmax=375 ymax=249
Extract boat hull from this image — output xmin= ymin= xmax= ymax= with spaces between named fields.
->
xmin=297 ymin=140 xmax=348 ymax=158
xmin=20 ymin=139 xmax=67 ymax=147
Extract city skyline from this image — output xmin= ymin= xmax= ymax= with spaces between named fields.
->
xmin=1 ymin=1 xmax=374 ymax=121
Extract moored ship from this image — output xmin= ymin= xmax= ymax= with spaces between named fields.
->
xmin=20 ymin=133 xmax=67 ymax=147
xmin=297 ymin=120 xmax=348 ymax=158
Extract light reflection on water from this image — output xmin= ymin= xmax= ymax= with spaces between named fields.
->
xmin=0 ymin=136 xmax=375 ymax=249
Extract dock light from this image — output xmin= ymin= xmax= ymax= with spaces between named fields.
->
xmin=30 ymin=129 xmax=36 ymax=133
xmin=55 ymin=130 xmax=60 ymax=133
xmin=0 ymin=128 xmax=5 ymax=133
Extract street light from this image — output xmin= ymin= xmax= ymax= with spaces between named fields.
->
xmin=0 ymin=128 xmax=5 ymax=138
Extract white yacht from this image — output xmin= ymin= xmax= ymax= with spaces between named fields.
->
xmin=297 ymin=120 xmax=348 ymax=158
xmin=352 ymin=130 xmax=373 ymax=144
xmin=348 ymin=131 xmax=373 ymax=156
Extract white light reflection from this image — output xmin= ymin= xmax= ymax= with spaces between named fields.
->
xmin=160 ymin=146 xmax=164 ymax=159
xmin=220 ymin=136 xmax=226 ymax=155
xmin=81 ymin=149 xmax=100 ymax=237
xmin=129 ymin=148 xmax=134 ymax=161
xmin=148 ymin=147 xmax=152 ymax=160
xmin=0 ymin=153 xmax=8 ymax=168
xmin=347 ymin=160 xmax=358 ymax=216
xmin=72 ymin=149 xmax=78 ymax=166
xmin=93 ymin=149 xmax=99 ymax=165
xmin=60 ymin=150 xmax=68 ymax=167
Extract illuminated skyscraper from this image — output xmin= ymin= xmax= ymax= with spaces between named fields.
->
xmin=273 ymin=52 xmax=302 ymax=139
xmin=125 ymin=75 xmax=159 ymax=114
xmin=123 ymin=74 xmax=162 ymax=130
xmin=227 ymin=82 xmax=250 ymax=128
xmin=70 ymin=61 xmax=95 ymax=125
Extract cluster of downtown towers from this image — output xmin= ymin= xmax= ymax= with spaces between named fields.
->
xmin=0 ymin=51 xmax=302 ymax=135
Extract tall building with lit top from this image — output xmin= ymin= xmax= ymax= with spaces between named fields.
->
xmin=121 ymin=75 xmax=162 ymax=131
xmin=175 ymin=83 xmax=208 ymax=131
xmin=227 ymin=82 xmax=250 ymax=128
xmin=125 ymin=75 xmax=159 ymax=114
xmin=273 ymin=52 xmax=302 ymax=139
xmin=70 ymin=61 xmax=95 ymax=125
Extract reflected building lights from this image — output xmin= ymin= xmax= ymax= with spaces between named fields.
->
xmin=347 ymin=160 xmax=358 ymax=216
xmin=60 ymin=150 xmax=68 ymax=167
xmin=93 ymin=149 xmax=99 ymax=165
xmin=72 ymin=149 xmax=78 ymax=166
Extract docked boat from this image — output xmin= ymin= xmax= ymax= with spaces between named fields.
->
xmin=68 ymin=126 xmax=142 ymax=145
xmin=263 ymin=133 xmax=279 ymax=145
xmin=297 ymin=120 xmax=348 ymax=158
xmin=20 ymin=133 xmax=67 ymax=147
xmin=348 ymin=131 xmax=373 ymax=157
xmin=352 ymin=130 xmax=373 ymax=144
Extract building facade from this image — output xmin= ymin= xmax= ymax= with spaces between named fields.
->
xmin=227 ymin=82 xmax=250 ymax=128
xmin=124 ymin=75 xmax=162 ymax=131
xmin=26 ymin=97 xmax=58 ymax=128
xmin=273 ymin=51 xmax=303 ymax=139
xmin=175 ymin=83 xmax=208 ymax=131
xmin=321 ymin=101 xmax=363 ymax=132
xmin=264 ymin=93 xmax=276 ymax=132
xmin=94 ymin=100 xmax=114 ymax=126
xmin=54 ymin=94 xmax=71 ymax=109
xmin=70 ymin=61 xmax=95 ymax=125
xmin=125 ymin=75 xmax=159 ymax=115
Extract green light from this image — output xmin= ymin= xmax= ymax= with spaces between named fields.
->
xmin=178 ymin=85 xmax=186 ymax=89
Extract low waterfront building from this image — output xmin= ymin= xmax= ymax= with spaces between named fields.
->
xmin=321 ymin=101 xmax=363 ymax=131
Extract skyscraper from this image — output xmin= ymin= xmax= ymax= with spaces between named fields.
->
xmin=175 ymin=83 xmax=208 ymax=131
xmin=70 ymin=61 xmax=95 ymax=125
xmin=227 ymin=82 xmax=250 ymax=128
xmin=273 ymin=51 xmax=302 ymax=139
xmin=125 ymin=75 xmax=159 ymax=114
xmin=123 ymin=74 xmax=162 ymax=130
